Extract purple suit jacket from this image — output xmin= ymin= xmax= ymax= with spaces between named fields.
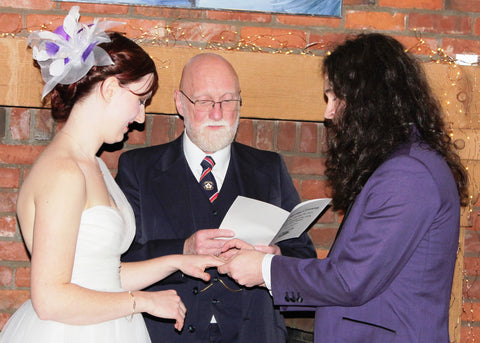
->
xmin=271 ymin=133 xmax=460 ymax=342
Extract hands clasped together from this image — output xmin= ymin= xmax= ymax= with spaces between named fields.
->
xmin=157 ymin=228 xmax=279 ymax=331
xmin=183 ymin=228 xmax=279 ymax=287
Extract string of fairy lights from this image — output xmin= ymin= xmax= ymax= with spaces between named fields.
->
xmin=2 ymin=19 xmax=480 ymax=341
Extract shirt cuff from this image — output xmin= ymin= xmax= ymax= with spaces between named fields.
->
xmin=262 ymin=253 xmax=275 ymax=290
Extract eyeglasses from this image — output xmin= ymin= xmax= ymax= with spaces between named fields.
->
xmin=180 ymin=90 xmax=242 ymax=113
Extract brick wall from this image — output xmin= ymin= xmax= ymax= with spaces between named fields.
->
xmin=1 ymin=1 xmax=480 ymax=342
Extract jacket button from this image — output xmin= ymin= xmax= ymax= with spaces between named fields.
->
xmin=213 ymin=277 xmax=218 ymax=282
xmin=193 ymin=287 xmax=198 ymax=295
xmin=212 ymin=210 xmax=218 ymax=215
xmin=212 ymin=299 xmax=220 ymax=304
xmin=188 ymin=325 xmax=195 ymax=333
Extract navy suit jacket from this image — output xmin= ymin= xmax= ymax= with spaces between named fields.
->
xmin=271 ymin=133 xmax=460 ymax=342
xmin=116 ymin=134 xmax=316 ymax=342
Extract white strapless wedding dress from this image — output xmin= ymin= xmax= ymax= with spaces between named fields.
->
xmin=0 ymin=158 xmax=151 ymax=343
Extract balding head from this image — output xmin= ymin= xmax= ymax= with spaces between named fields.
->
xmin=179 ymin=53 xmax=240 ymax=95
xmin=174 ymin=53 xmax=242 ymax=154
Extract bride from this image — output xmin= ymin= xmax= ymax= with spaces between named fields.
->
xmin=0 ymin=7 xmax=222 ymax=342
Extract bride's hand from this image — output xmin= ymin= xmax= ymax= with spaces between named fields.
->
xmin=178 ymin=254 xmax=224 ymax=282
xmin=138 ymin=290 xmax=187 ymax=331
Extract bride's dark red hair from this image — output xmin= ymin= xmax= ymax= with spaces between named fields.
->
xmin=47 ymin=32 xmax=158 ymax=121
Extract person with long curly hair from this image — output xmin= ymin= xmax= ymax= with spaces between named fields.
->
xmin=218 ymin=33 xmax=468 ymax=342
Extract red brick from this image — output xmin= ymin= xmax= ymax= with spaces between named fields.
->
xmin=475 ymin=18 xmax=480 ymax=36
xmin=308 ymin=33 xmax=351 ymax=52
xmin=443 ymin=38 xmax=480 ymax=56
xmin=316 ymin=248 xmax=328 ymax=259
xmin=0 ymin=168 xmax=20 ymax=188
xmin=317 ymin=208 xmax=335 ymax=224
xmin=309 ymin=227 xmax=338 ymax=248
xmin=21 ymin=168 xmax=31 ymax=184
xmin=59 ymin=2 xmax=129 ymax=15
xmin=170 ymin=22 xmax=236 ymax=44
xmin=1 ymin=0 xmax=55 ymax=10
xmin=0 ymin=192 xmax=17 ymax=213
xmin=0 ymin=217 xmax=17 ymax=238
xmin=345 ymin=11 xmax=406 ymax=31
xmin=300 ymin=179 xmax=329 ymax=199
xmin=255 ymin=120 xmax=275 ymax=150
xmin=462 ymin=302 xmax=480 ymax=322
xmin=26 ymin=14 xmax=97 ymax=33
xmin=15 ymin=267 xmax=31 ymax=288
xmin=447 ymin=0 xmax=480 ymax=13
xmin=236 ymin=119 xmax=254 ymax=147
xmin=336 ymin=208 xmax=348 ymax=224
xmin=10 ymin=108 xmax=31 ymax=141
xmin=292 ymin=178 xmax=300 ymax=194
xmin=299 ymin=122 xmax=318 ymax=153
xmin=463 ymin=277 xmax=480 ymax=300
xmin=126 ymin=127 xmax=146 ymax=146
xmin=99 ymin=150 xmax=123 ymax=171
xmin=117 ymin=19 xmax=165 ymax=41
xmin=0 ymin=266 xmax=13 ymax=287
xmin=0 ymin=145 xmax=45 ymax=165
xmin=472 ymin=211 xmax=480 ymax=230
xmin=285 ymin=155 xmax=326 ymax=175
xmin=241 ymin=27 xmax=307 ymax=50
xmin=277 ymin=121 xmax=296 ymax=152
xmin=461 ymin=325 xmax=480 ymax=343
xmin=396 ymin=35 xmax=440 ymax=56
xmin=35 ymin=109 xmax=54 ymax=141
xmin=0 ymin=290 xmax=30 ymax=311
xmin=0 ymin=313 xmax=10 ymax=331
xmin=0 ymin=13 xmax=23 ymax=34
xmin=174 ymin=116 xmax=184 ymax=138
xmin=464 ymin=228 xmax=480 ymax=254
xmin=137 ymin=6 xmax=204 ymax=19
xmin=379 ymin=0 xmax=443 ymax=9
xmin=207 ymin=10 xmax=272 ymax=23
xmin=151 ymin=115 xmax=172 ymax=146
xmin=276 ymin=15 xmax=341 ymax=28
xmin=0 ymin=241 xmax=29 ymax=262
xmin=409 ymin=13 xmax=471 ymax=35
xmin=343 ymin=0 xmax=371 ymax=3
xmin=464 ymin=256 xmax=480 ymax=276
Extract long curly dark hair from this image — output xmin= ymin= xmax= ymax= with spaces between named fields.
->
xmin=323 ymin=33 xmax=468 ymax=211
xmin=44 ymin=32 xmax=158 ymax=121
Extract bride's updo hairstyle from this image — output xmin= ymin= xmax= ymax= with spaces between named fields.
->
xmin=48 ymin=32 xmax=158 ymax=121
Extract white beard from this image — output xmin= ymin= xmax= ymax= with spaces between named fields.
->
xmin=185 ymin=116 xmax=239 ymax=153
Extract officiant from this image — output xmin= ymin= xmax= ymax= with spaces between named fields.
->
xmin=116 ymin=52 xmax=316 ymax=343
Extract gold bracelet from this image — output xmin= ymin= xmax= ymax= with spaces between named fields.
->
xmin=128 ymin=291 xmax=136 ymax=321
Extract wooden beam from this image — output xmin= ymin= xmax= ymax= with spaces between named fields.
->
xmin=0 ymin=38 xmax=325 ymax=121
xmin=1 ymin=37 xmax=478 ymax=126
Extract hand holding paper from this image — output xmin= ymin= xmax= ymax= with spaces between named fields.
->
xmin=219 ymin=196 xmax=331 ymax=246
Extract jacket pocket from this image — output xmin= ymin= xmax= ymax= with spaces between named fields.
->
xmin=341 ymin=316 xmax=397 ymax=341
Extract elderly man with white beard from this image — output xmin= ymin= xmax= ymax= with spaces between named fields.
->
xmin=116 ymin=53 xmax=316 ymax=343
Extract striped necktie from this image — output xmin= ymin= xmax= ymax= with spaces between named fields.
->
xmin=200 ymin=156 xmax=218 ymax=202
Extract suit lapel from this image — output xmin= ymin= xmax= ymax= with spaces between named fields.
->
xmin=327 ymin=202 xmax=353 ymax=257
xmin=149 ymin=135 xmax=198 ymax=236
xmin=228 ymin=143 xmax=269 ymax=199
